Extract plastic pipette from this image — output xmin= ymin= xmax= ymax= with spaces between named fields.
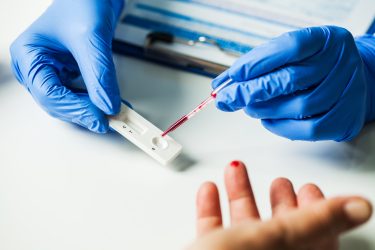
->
xmin=162 ymin=78 xmax=233 ymax=137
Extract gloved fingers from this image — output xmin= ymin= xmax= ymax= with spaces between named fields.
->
xmin=242 ymin=65 xmax=353 ymax=120
xmin=261 ymin=89 xmax=366 ymax=142
xmin=44 ymin=52 xmax=81 ymax=86
xmin=261 ymin=117 xmax=336 ymax=141
xmin=260 ymin=100 xmax=362 ymax=142
xmin=227 ymin=26 xmax=328 ymax=81
xmin=244 ymin=91 xmax=314 ymax=120
xmin=29 ymin=63 xmax=109 ymax=133
xmin=216 ymin=43 xmax=359 ymax=113
xmin=10 ymin=33 xmax=73 ymax=85
xmin=248 ymin=41 xmax=366 ymax=141
xmin=215 ymin=26 xmax=358 ymax=114
xmin=215 ymin=63 xmax=327 ymax=112
xmin=212 ymin=70 xmax=231 ymax=89
xmin=71 ymin=35 xmax=121 ymax=116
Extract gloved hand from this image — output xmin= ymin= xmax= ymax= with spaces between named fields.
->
xmin=213 ymin=26 xmax=375 ymax=141
xmin=10 ymin=0 xmax=124 ymax=133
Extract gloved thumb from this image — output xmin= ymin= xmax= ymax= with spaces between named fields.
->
xmin=211 ymin=71 xmax=241 ymax=112
xmin=71 ymin=35 xmax=121 ymax=116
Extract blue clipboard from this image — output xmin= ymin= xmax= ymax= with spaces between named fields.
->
xmin=113 ymin=33 xmax=228 ymax=78
xmin=113 ymin=17 xmax=375 ymax=78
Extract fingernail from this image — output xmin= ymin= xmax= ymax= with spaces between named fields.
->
xmin=344 ymin=200 xmax=372 ymax=223
xmin=230 ymin=161 xmax=241 ymax=168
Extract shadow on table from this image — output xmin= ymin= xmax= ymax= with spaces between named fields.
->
xmin=0 ymin=62 xmax=14 ymax=85
xmin=341 ymin=234 xmax=373 ymax=250
xmin=297 ymin=122 xmax=375 ymax=172
xmin=169 ymin=153 xmax=197 ymax=172
xmin=346 ymin=122 xmax=375 ymax=171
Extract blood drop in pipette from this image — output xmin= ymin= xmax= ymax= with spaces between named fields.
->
xmin=161 ymin=79 xmax=233 ymax=137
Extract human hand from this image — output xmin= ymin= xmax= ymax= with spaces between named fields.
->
xmin=213 ymin=26 xmax=375 ymax=141
xmin=188 ymin=161 xmax=372 ymax=250
xmin=10 ymin=0 xmax=124 ymax=133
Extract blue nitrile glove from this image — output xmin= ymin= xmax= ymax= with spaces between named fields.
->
xmin=10 ymin=0 xmax=124 ymax=133
xmin=213 ymin=26 xmax=375 ymax=141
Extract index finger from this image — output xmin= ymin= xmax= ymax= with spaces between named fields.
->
xmin=225 ymin=161 xmax=260 ymax=224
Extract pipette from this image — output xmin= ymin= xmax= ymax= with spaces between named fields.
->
xmin=162 ymin=78 xmax=233 ymax=137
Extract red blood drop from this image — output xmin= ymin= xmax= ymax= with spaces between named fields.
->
xmin=230 ymin=161 xmax=241 ymax=167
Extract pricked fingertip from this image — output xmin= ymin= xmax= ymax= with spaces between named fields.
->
xmin=230 ymin=160 xmax=241 ymax=168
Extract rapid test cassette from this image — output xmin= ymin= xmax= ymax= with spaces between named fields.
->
xmin=109 ymin=104 xmax=183 ymax=165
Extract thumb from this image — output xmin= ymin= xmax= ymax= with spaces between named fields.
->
xmin=72 ymin=35 xmax=121 ymax=115
xmin=272 ymin=197 xmax=372 ymax=248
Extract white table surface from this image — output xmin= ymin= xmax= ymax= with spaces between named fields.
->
xmin=0 ymin=1 xmax=375 ymax=250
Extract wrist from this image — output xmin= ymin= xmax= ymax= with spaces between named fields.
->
xmin=355 ymin=35 xmax=375 ymax=122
